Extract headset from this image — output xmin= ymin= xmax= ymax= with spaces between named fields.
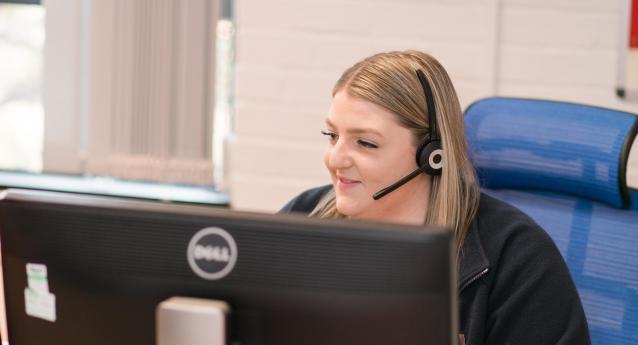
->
xmin=372 ymin=69 xmax=443 ymax=200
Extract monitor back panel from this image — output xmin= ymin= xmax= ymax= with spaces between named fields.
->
xmin=0 ymin=190 xmax=455 ymax=345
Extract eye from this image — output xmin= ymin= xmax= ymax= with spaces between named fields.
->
xmin=357 ymin=139 xmax=378 ymax=149
xmin=321 ymin=130 xmax=338 ymax=142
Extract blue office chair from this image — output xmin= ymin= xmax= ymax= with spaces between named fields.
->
xmin=465 ymin=97 xmax=638 ymax=345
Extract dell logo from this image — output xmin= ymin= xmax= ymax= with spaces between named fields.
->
xmin=194 ymin=245 xmax=230 ymax=262
xmin=187 ymin=227 xmax=237 ymax=280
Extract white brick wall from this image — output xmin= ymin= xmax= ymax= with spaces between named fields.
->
xmin=230 ymin=0 xmax=638 ymax=212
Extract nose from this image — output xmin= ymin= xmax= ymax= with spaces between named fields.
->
xmin=326 ymin=139 xmax=353 ymax=170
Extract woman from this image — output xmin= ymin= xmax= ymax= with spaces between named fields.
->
xmin=280 ymin=51 xmax=590 ymax=344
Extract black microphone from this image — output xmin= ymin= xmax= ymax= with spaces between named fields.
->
xmin=372 ymin=167 xmax=424 ymax=200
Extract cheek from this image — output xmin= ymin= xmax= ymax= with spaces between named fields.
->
xmin=360 ymin=155 xmax=395 ymax=182
xmin=323 ymin=147 xmax=331 ymax=170
xmin=367 ymin=150 xmax=416 ymax=183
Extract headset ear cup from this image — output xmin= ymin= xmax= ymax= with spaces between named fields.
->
xmin=416 ymin=140 xmax=443 ymax=176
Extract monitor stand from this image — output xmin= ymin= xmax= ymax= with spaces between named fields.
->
xmin=156 ymin=297 xmax=229 ymax=345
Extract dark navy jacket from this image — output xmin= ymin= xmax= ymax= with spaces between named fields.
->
xmin=280 ymin=185 xmax=591 ymax=345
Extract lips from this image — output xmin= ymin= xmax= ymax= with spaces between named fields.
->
xmin=336 ymin=175 xmax=361 ymax=190
xmin=338 ymin=176 xmax=359 ymax=184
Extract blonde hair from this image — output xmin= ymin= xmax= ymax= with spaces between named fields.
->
xmin=313 ymin=50 xmax=480 ymax=257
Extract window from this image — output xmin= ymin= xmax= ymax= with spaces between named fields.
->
xmin=0 ymin=0 xmax=44 ymax=172
xmin=1 ymin=0 xmax=233 ymax=201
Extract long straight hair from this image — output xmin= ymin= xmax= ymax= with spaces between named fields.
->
xmin=313 ymin=51 xmax=480 ymax=257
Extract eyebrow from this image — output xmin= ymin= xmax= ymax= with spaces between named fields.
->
xmin=325 ymin=119 xmax=385 ymax=139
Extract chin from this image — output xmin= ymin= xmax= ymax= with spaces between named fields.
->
xmin=335 ymin=197 xmax=367 ymax=218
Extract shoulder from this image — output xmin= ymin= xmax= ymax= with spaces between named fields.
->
xmin=278 ymin=185 xmax=333 ymax=214
xmin=474 ymin=193 xmax=570 ymax=284
xmin=470 ymin=193 xmax=590 ymax=343
xmin=475 ymin=193 xmax=559 ymax=263
xmin=465 ymin=192 xmax=566 ymax=288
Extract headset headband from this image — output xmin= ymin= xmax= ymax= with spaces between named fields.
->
xmin=415 ymin=69 xmax=438 ymax=141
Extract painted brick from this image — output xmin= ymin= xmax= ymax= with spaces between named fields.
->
xmin=307 ymin=37 xmax=490 ymax=82
xmin=236 ymin=31 xmax=317 ymax=70
xmin=498 ymin=82 xmax=628 ymax=107
xmin=229 ymin=172 xmax=327 ymax=212
xmin=234 ymin=65 xmax=287 ymax=106
xmin=284 ymin=2 xmax=374 ymax=36
xmin=235 ymin=0 xmax=292 ymax=32
xmin=365 ymin=2 xmax=492 ymax=42
xmin=282 ymin=72 xmax=335 ymax=109
xmin=501 ymin=8 xmax=617 ymax=49
xmin=306 ymin=36 xmax=378 ymax=72
xmin=502 ymin=0 xmax=620 ymax=11
xmin=228 ymin=137 xmax=326 ymax=179
xmin=499 ymin=47 xmax=617 ymax=86
xmin=237 ymin=0 xmax=372 ymax=35
xmin=234 ymin=103 xmax=326 ymax=140
xmin=422 ymin=43 xmax=492 ymax=82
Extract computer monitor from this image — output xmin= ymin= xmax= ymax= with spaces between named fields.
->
xmin=0 ymin=188 xmax=456 ymax=345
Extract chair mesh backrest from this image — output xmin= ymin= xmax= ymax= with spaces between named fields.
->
xmin=465 ymin=97 xmax=637 ymax=208
xmin=465 ymin=97 xmax=638 ymax=344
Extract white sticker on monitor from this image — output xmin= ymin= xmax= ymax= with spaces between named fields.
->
xmin=24 ymin=263 xmax=56 ymax=322
xmin=24 ymin=288 xmax=56 ymax=322
xmin=26 ymin=263 xmax=49 ymax=295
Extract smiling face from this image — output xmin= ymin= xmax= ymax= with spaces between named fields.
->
xmin=323 ymin=91 xmax=431 ymax=223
